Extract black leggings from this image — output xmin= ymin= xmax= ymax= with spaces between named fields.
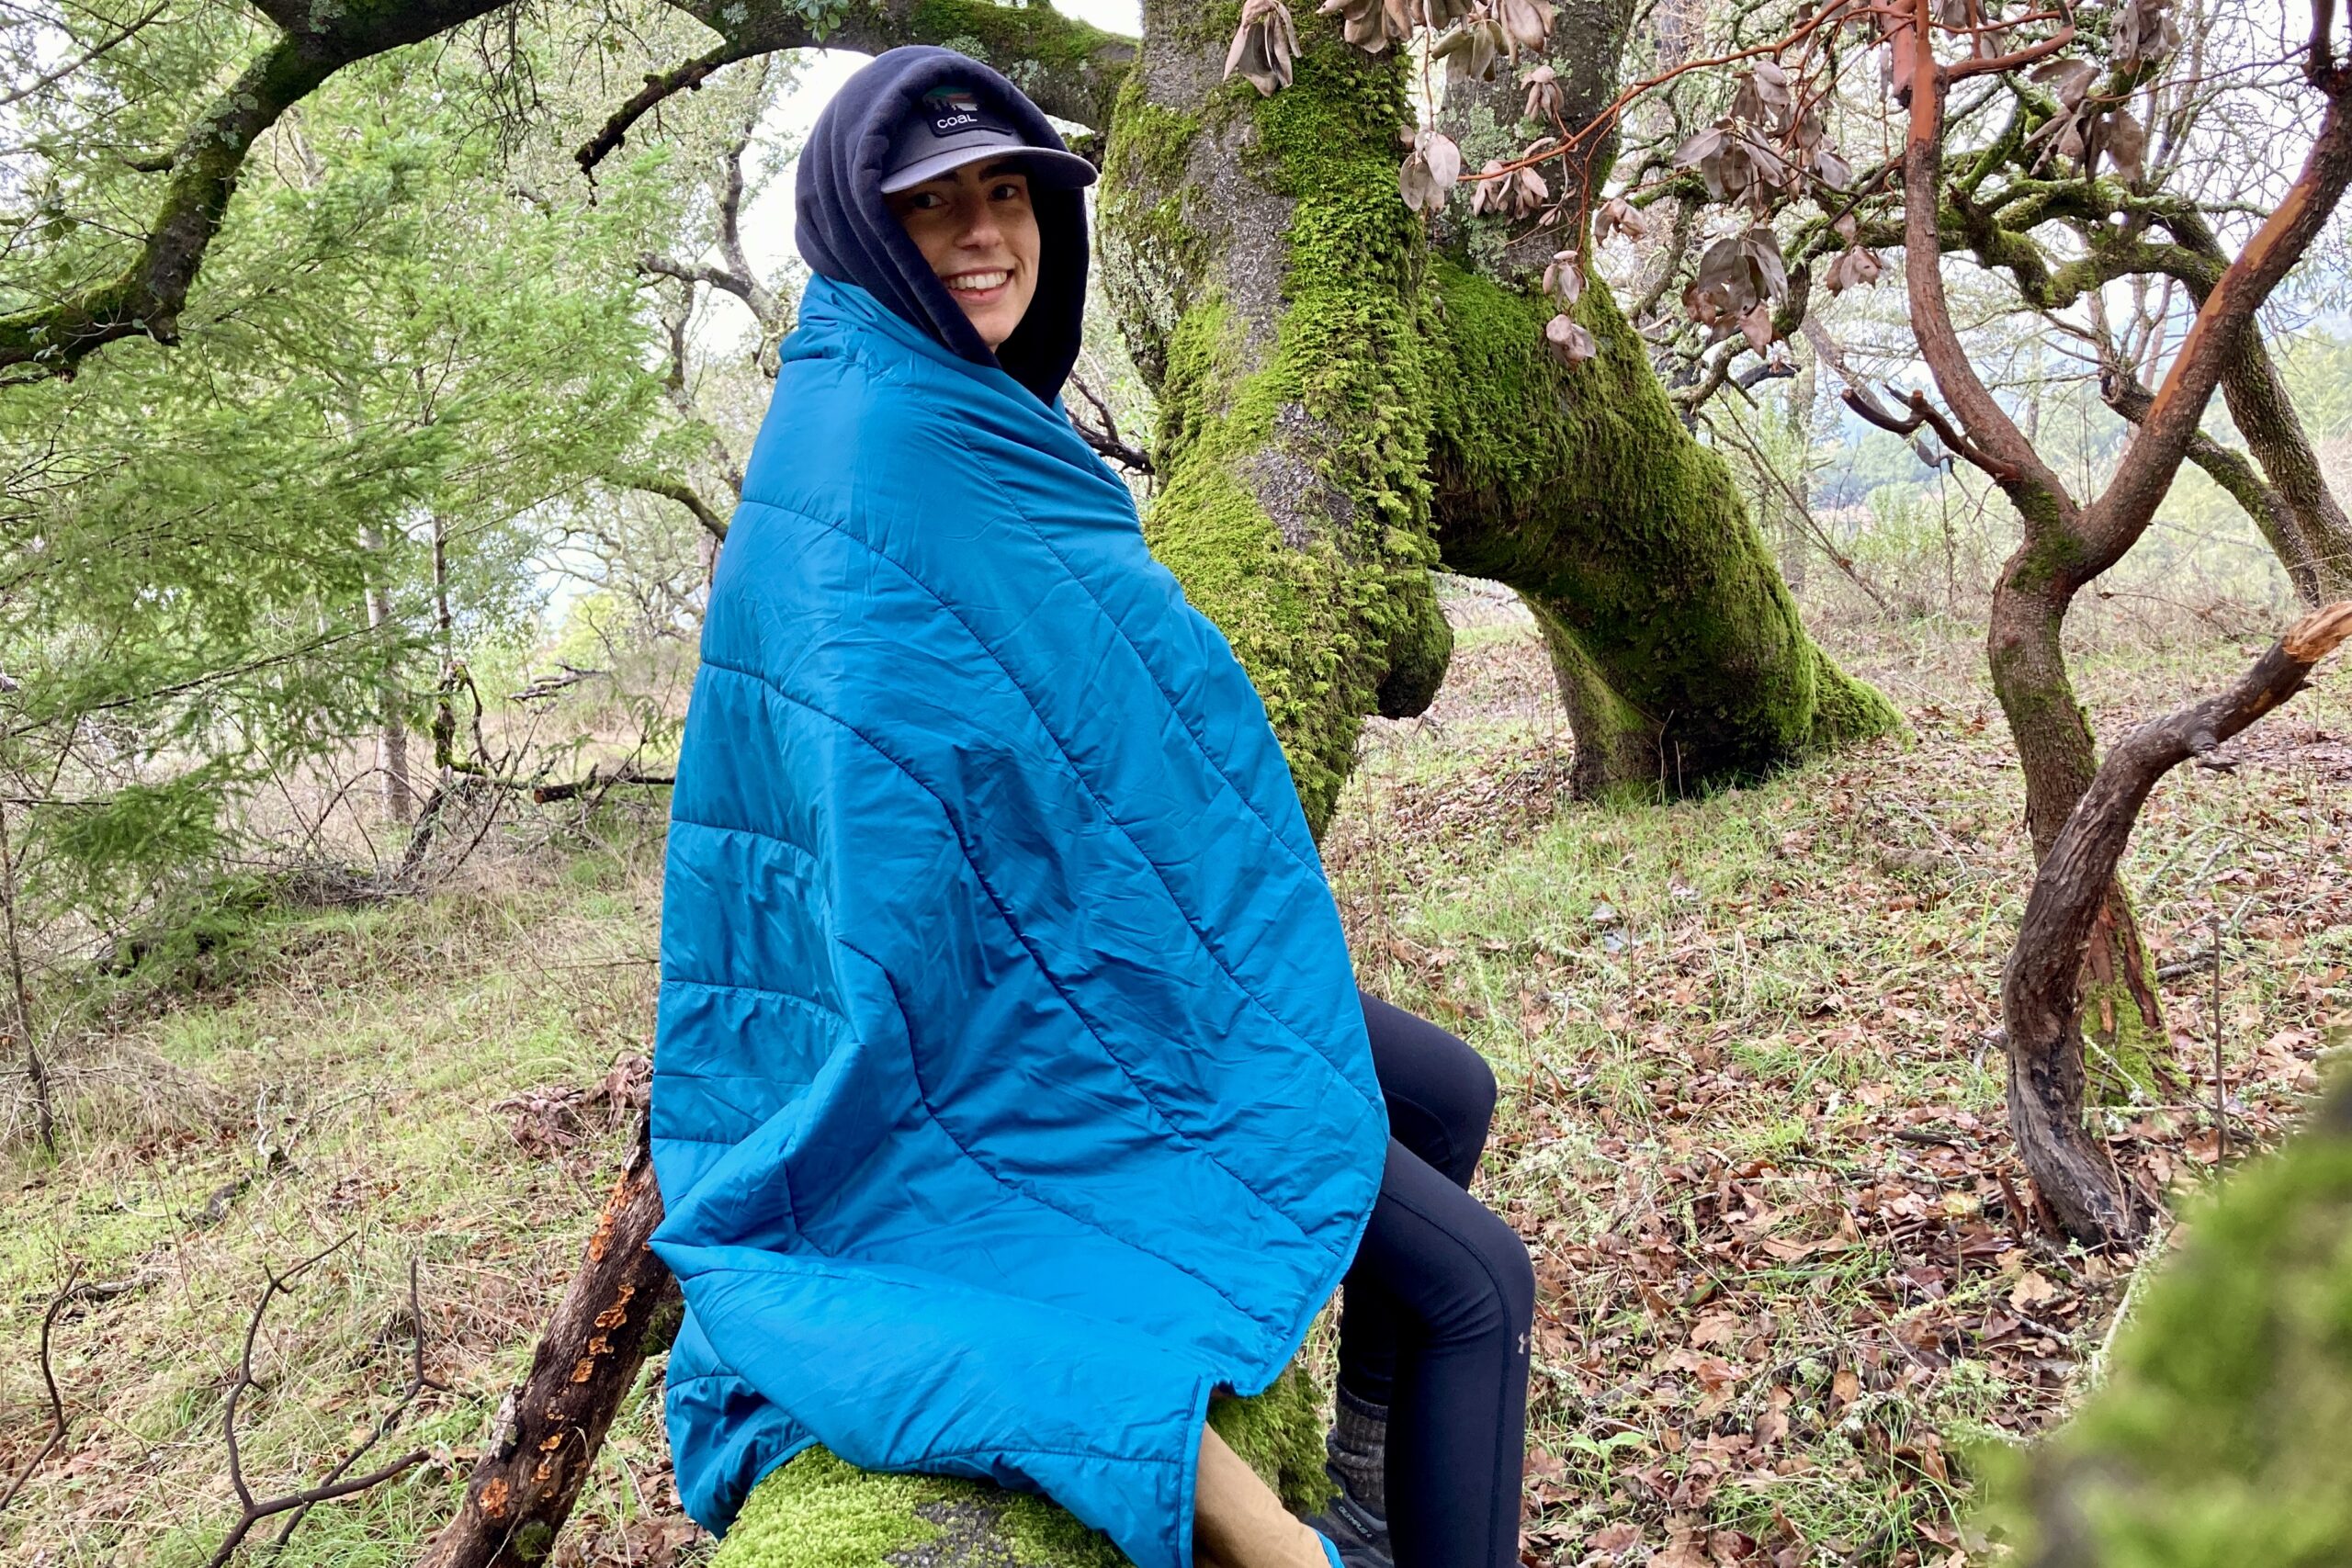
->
xmin=1336 ymin=993 xmax=1533 ymax=1568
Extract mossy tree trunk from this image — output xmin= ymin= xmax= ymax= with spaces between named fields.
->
xmin=1975 ymin=1078 xmax=2352 ymax=1560
xmin=1099 ymin=0 xmax=1898 ymax=821
xmin=1420 ymin=6 xmax=1899 ymax=796
xmin=1990 ymin=560 xmax=2168 ymax=1103
xmin=1098 ymin=0 xmax=1453 ymax=833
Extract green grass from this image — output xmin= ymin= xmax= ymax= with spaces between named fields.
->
xmin=1325 ymin=606 xmax=2352 ymax=1561
xmin=1 ymin=608 xmax=2346 ymax=1567
xmin=0 ymin=858 xmax=669 ymax=1568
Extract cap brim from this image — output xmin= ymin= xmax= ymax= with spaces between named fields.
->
xmin=878 ymin=144 xmax=1098 ymax=194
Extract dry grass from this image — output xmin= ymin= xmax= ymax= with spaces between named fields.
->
xmin=1 ymin=589 xmax=2346 ymax=1568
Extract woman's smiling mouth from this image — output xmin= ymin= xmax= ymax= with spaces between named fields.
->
xmin=944 ymin=268 xmax=1012 ymax=301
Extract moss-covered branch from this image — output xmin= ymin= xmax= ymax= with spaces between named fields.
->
xmin=1975 ymin=1076 xmax=2352 ymax=1557
xmin=663 ymin=0 xmax=1137 ymax=131
xmin=1424 ymin=263 xmax=1897 ymax=795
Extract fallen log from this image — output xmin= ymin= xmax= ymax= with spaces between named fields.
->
xmin=418 ymin=1121 xmax=680 ymax=1568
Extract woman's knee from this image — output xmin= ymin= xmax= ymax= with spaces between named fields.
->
xmin=1472 ymin=1202 xmax=1535 ymax=1335
xmin=1362 ymin=993 xmax=1498 ymax=1178
xmin=1408 ymin=1197 xmax=1535 ymax=1349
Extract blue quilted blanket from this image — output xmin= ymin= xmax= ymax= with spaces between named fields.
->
xmin=646 ymin=264 xmax=1386 ymax=1568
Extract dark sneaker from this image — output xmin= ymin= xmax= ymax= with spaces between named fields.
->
xmin=1301 ymin=1461 xmax=1394 ymax=1568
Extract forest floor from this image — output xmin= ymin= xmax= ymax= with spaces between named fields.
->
xmin=3 ymin=591 xmax=2347 ymax=1568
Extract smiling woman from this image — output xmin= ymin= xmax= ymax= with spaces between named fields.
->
xmin=882 ymin=159 xmax=1043 ymax=349
xmin=646 ymin=44 xmax=1396 ymax=1568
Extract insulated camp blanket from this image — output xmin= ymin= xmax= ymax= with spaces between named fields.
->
xmin=647 ymin=267 xmax=1386 ymax=1568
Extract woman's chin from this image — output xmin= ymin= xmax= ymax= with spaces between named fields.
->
xmin=952 ymin=294 xmax=1030 ymax=351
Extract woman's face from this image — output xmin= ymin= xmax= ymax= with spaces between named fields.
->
xmin=886 ymin=159 xmax=1041 ymax=351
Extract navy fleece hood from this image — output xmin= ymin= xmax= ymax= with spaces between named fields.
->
xmin=796 ymin=47 xmax=1091 ymax=408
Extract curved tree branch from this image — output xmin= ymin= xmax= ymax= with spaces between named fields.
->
xmin=2002 ymin=601 xmax=2352 ymax=1244
xmin=0 ymin=0 xmax=514 ymax=378
xmin=2101 ymin=367 xmax=2321 ymax=604
xmin=3 ymin=0 xmax=1137 ymax=387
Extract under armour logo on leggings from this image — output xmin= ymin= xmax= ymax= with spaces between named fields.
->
xmin=1517 ymin=1331 xmax=1527 ymax=1355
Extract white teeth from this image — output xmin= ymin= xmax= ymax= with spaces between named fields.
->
xmin=947 ymin=270 xmax=1009 ymax=291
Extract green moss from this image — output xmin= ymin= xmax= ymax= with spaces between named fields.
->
xmin=1972 ymin=1079 xmax=2352 ymax=1564
xmin=1423 ymin=258 xmax=1900 ymax=793
xmin=1206 ymin=1361 xmax=1336 ymax=1514
xmin=1098 ymin=73 xmax=1206 ymax=378
xmin=709 ymin=1367 xmax=1332 ymax=1568
xmin=710 ymin=1450 xmax=960 ymax=1568
xmin=1109 ymin=5 xmax=1452 ymax=831
xmin=902 ymin=0 xmax=1126 ymax=69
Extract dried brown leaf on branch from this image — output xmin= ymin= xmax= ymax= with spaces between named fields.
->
xmin=1545 ymin=312 xmax=1599 ymax=365
xmin=1825 ymin=243 xmax=1883 ymax=292
xmin=1521 ymin=62 xmax=1562 ymax=120
xmin=2104 ymin=106 xmax=2149 ymax=184
xmin=1729 ymin=61 xmax=1793 ymax=132
xmin=1682 ymin=227 xmax=1790 ymax=333
xmin=1595 ymin=195 xmax=1649 ymax=243
xmin=1541 ymin=247 xmax=1583 ymax=307
xmin=1470 ymin=159 xmax=1548 ymax=217
xmin=2111 ymin=0 xmax=2182 ymax=68
xmin=1225 ymin=0 xmax=1300 ymax=96
xmin=1399 ymin=128 xmax=1463 ymax=213
xmin=1677 ymin=122 xmax=1792 ymax=215
xmin=1430 ymin=14 xmax=1510 ymax=83
xmin=1318 ymin=0 xmax=1416 ymax=53
xmin=1494 ymin=0 xmax=1555 ymax=54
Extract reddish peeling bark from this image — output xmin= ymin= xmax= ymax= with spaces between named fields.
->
xmin=1894 ymin=3 xmax=2352 ymax=1231
xmin=417 ymin=1127 xmax=678 ymax=1568
xmin=2004 ymin=603 xmax=2352 ymax=1244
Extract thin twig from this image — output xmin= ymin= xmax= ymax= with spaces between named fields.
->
xmin=2210 ymin=911 xmax=2228 ymax=1160
xmin=204 ymin=1243 xmax=434 ymax=1568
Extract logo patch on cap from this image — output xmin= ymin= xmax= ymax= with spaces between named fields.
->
xmin=922 ymin=85 xmax=1012 ymax=140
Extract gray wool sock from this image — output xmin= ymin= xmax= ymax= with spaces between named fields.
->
xmin=1327 ymin=1385 xmax=1388 ymax=1517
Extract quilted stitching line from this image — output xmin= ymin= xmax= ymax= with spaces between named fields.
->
xmin=662 ymin=973 xmax=848 ymax=1027
xmin=692 ymin=659 xmax=1326 ymax=1309
xmin=700 ymin=656 xmax=1349 ymax=1270
xmin=943 ymin=421 xmax=1323 ymax=879
xmin=785 ymin=941 xmax=1274 ymax=1330
xmin=723 ymin=501 xmax=1378 ymax=1121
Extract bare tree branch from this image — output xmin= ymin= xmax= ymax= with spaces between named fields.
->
xmin=2077 ymin=70 xmax=2352 ymax=572
xmin=618 ymin=470 xmax=729 ymax=543
xmin=2101 ymin=367 xmax=2321 ymax=604
xmin=204 ymin=1245 xmax=435 ymax=1568
xmin=0 ymin=1265 xmax=134 ymax=1512
xmin=1066 ymin=370 xmax=1152 ymax=475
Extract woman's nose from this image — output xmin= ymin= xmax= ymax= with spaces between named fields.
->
xmin=957 ymin=198 xmax=1001 ymax=248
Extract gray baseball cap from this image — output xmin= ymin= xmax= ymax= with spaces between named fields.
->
xmin=877 ymin=83 xmax=1098 ymax=194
